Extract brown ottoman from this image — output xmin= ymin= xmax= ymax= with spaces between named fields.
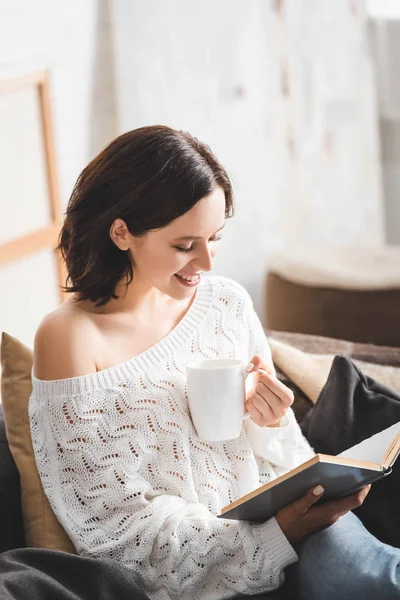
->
xmin=265 ymin=246 xmax=400 ymax=347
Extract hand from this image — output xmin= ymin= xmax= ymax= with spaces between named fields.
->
xmin=275 ymin=484 xmax=371 ymax=545
xmin=245 ymin=354 xmax=294 ymax=427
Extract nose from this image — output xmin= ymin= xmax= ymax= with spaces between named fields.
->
xmin=192 ymin=244 xmax=213 ymax=272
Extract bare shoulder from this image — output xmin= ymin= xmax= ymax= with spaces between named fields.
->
xmin=33 ymin=302 xmax=98 ymax=380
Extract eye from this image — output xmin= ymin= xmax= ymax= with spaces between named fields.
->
xmin=173 ymin=235 xmax=223 ymax=253
xmin=175 ymin=246 xmax=193 ymax=253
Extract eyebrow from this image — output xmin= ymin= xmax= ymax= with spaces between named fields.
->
xmin=172 ymin=224 xmax=226 ymax=242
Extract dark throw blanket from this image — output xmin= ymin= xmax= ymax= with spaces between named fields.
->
xmin=0 ymin=354 xmax=399 ymax=600
xmin=301 ymin=354 xmax=400 ymax=548
xmin=0 ymin=548 xmax=150 ymax=600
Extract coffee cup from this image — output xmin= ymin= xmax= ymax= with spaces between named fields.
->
xmin=186 ymin=358 xmax=252 ymax=442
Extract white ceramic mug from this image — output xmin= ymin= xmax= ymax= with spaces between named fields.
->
xmin=186 ymin=358 xmax=251 ymax=442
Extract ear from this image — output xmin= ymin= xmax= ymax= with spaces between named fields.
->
xmin=110 ymin=218 xmax=131 ymax=251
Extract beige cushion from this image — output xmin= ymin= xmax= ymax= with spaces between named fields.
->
xmin=268 ymin=245 xmax=400 ymax=289
xmin=0 ymin=331 xmax=75 ymax=553
xmin=269 ymin=337 xmax=400 ymax=403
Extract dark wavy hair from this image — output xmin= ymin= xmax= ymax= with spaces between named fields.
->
xmin=57 ymin=125 xmax=234 ymax=306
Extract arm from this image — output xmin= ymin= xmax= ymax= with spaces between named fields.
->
xmin=33 ymin=309 xmax=98 ymax=380
xmin=29 ymin=389 xmax=297 ymax=599
xmin=245 ymin=407 xmax=315 ymax=472
xmin=243 ymin=295 xmax=315 ymax=472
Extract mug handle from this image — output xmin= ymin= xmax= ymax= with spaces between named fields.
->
xmin=243 ymin=369 xmax=252 ymax=420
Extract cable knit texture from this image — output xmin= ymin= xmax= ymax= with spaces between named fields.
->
xmin=29 ymin=276 xmax=315 ymax=600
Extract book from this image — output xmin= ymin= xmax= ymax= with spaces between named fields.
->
xmin=219 ymin=421 xmax=400 ymax=522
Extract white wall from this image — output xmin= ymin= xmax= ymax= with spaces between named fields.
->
xmin=368 ymin=9 xmax=400 ymax=244
xmin=113 ymin=0 xmax=287 ymax=313
xmin=113 ymin=0 xmax=384 ymax=317
xmin=0 ymin=0 xmax=117 ymax=347
xmin=367 ymin=0 xmax=400 ymax=19
xmin=0 ymin=0 xmax=384 ymax=349
xmin=280 ymin=0 xmax=383 ymax=247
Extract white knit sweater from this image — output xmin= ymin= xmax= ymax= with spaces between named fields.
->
xmin=29 ymin=276 xmax=315 ymax=600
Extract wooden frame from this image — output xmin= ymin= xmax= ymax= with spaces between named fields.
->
xmin=0 ymin=70 xmax=66 ymax=302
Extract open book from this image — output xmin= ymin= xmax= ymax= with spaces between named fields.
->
xmin=219 ymin=422 xmax=400 ymax=522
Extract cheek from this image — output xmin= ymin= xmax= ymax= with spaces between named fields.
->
xmin=152 ymin=248 xmax=189 ymax=274
xmin=172 ymin=251 xmax=192 ymax=269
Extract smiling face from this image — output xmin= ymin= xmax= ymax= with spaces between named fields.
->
xmin=110 ymin=186 xmax=226 ymax=300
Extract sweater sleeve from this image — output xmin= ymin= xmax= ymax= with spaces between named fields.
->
xmin=243 ymin=291 xmax=315 ymax=472
xmin=29 ymin=386 xmax=297 ymax=600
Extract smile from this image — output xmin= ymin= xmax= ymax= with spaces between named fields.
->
xmin=174 ymin=273 xmax=201 ymax=287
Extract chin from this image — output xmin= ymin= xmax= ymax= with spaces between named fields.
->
xmin=149 ymin=279 xmax=189 ymax=302
xmin=168 ymin=274 xmax=199 ymax=299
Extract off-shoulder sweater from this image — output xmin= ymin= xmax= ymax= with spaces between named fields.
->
xmin=29 ymin=276 xmax=315 ymax=600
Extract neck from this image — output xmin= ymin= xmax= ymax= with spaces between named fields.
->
xmin=71 ymin=275 xmax=195 ymax=319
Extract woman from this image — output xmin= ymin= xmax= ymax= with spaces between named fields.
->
xmin=29 ymin=126 xmax=400 ymax=600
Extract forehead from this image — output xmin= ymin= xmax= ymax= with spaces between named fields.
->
xmin=167 ymin=187 xmax=226 ymax=235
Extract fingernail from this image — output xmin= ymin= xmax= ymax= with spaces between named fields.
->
xmin=313 ymin=485 xmax=324 ymax=496
xmin=244 ymin=362 xmax=254 ymax=373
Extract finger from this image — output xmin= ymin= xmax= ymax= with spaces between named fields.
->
xmin=344 ymin=485 xmax=371 ymax=508
xmin=336 ymin=485 xmax=371 ymax=513
xmin=255 ymin=381 xmax=292 ymax=413
xmin=249 ymin=393 xmax=277 ymax=424
xmin=250 ymin=392 xmax=286 ymax=423
xmin=302 ymin=485 xmax=372 ymax=534
xmin=245 ymin=400 xmax=265 ymax=427
xmin=248 ymin=354 xmax=275 ymax=375
xmin=257 ymin=371 xmax=294 ymax=406
xmin=291 ymin=485 xmax=325 ymax=516
xmin=314 ymin=484 xmax=371 ymax=521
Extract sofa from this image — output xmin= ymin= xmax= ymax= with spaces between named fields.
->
xmin=0 ymin=403 xmax=25 ymax=554
xmin=266 ymin=246 xmax=400 ymax=347
xmin=1 ymin=330 xmax=399 ymax=599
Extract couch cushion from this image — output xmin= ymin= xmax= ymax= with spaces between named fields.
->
xmin=268 ymin=246 xmax=400 ymax=290
xmin=0 ymin=332 xmax=75 ymax=552
xmin=301 ymin=355 xmax=400 ymax=547
xmin=0 ymin=404 xmax=24 ymax=552
xmin=266 ymin=247 xmax=400 ymax=346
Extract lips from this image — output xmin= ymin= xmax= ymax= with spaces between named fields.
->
xmin=176 ymin=273 xmax=201 ymax=282
xmin=174 ymin=273 xmax=201 ymax=287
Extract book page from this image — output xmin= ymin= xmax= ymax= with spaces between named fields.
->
xmin=338 ymin=421 xmax=400 ymax=464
